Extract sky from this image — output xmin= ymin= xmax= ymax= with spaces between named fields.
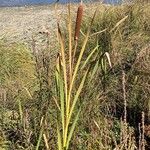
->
xmin=0 ymin=0 xmax=122 ymax=6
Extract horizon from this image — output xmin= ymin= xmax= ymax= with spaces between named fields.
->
xmin=0 ymin=0 xmax=122 ymax=7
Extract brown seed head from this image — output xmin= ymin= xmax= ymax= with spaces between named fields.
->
xmin=74 ymin=4 xmax=83 ymax=41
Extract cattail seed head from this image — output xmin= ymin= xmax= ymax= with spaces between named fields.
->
xmin=74 ymin=3 xmax=83 ymax=41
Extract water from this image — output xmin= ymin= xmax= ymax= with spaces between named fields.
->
xmin=0 ymin=0 xmax=122 ymax=7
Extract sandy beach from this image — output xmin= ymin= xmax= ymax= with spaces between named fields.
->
xmin=0 ymin=5 xmax=67 ymax=43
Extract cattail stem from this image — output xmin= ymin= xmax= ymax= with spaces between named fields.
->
xmin=72 ymin=40 xmax=78 ymax=71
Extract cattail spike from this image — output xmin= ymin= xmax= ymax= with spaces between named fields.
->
xmin=74 ymin=3 xmax=83 ymax=41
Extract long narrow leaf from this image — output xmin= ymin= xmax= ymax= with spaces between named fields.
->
xmin=58 ymin=73 xmax=65 ymax=137
xmin=43 ymin=133 xmax=50 ymax=150
xmin=57 ymin=123 xmax=62 ymax=150
xmin=55 ymin=53 xmax=61 ymax=93
xmin=81 ymin=45 xmax=98 ymax=70
xmin=66 ymin=108 xmax=81 ymax=150
xmin=68 ymin=69 xmax=88 ymax=124
xmin=110 ymin=15 xmax=128 ymax=33
xmin=36 ymin=126 xmax=44 ymax=150
xmin=57 ymin=23 xmax=68 ymax=108
xmin=55 ymin=55 xmax=65 ymax=138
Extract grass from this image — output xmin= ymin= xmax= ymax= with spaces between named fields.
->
xmin=0 ymin=1 xmax=150 ymax=150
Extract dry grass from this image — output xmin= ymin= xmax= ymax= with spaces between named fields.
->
xmin=0 ymin=2 xmax=150 ymax=150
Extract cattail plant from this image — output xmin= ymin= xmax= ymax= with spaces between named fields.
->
xmin=55 ymin=2 xmax=97 ymax=150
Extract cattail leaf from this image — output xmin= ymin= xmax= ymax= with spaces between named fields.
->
xmin=57 ymin=22 xmax=68 ymax=107
xmin=55 ymin=53 xmax=65 ymax=136
xmin=57 ymin=123 xmax=62 ymax=150
xmin=55 ymin=53 xmax=62 ymax=95
xmin=55 ymin=57 xmax=65 ymax=136
xmin=69 ymin=69 xmax=88 ymax=124
xmin=59 ymin=72 xmax=65 ymax=137
xmin=81 ymin=45 xmax=99 ymax=70
xmin=66 ymin=108 xmax=81 ymax=150
xmin=64 ymin=69 xmax=88 ymax=149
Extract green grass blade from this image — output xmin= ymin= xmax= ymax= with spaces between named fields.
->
xmin=36 ymin=125 xmax=44 ymax=150
xmin=110 ymin=15 xmax=128 ymax=33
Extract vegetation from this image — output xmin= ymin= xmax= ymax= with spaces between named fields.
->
xmin=0 ymin=1 xmax=150 ymax=150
